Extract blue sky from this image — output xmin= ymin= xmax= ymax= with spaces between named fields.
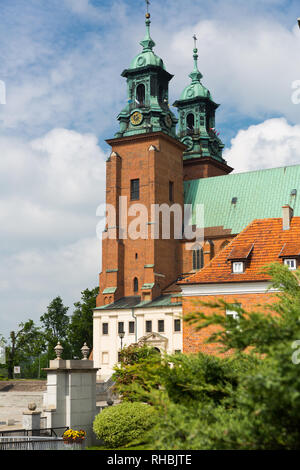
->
xmin=0 ymin=0 xmax=300 ymax=339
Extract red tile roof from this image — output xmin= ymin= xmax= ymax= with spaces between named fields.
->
xmin=227 ymin=243 xmax=254 ymax=260
xmin=180 ymin=217 xmax=300 ymax=285
xmin=278 ymin=242 xmax=300 ymax=258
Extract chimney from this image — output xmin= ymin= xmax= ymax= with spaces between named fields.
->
xmin=282 ymin=205 xmax=293 ymax=230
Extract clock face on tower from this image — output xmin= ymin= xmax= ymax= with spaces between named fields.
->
xmin=130 ymin=111 xmax=143 ymax=126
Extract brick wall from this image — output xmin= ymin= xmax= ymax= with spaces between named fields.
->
xmin=97 ymin=132 xmax=185 ymax=306
xmin=183 ymin=292 xmax=278 ymax=355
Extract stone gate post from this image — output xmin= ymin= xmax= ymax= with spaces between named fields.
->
xmin=42 ymin=343 xmax=101 ymax=447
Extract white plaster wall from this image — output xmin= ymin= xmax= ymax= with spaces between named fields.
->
xmin=93 ymin=306 xmax=183 ymax=381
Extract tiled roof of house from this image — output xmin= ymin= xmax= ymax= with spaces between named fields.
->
xmin=184 ymin=164 xmax=300 ymax=234
xmin=180 ymin=216 xmax=300 ymax=285
xmin=94 ymin=294 xmax=182 ymax=311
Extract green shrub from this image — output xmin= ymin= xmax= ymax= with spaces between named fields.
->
xmin=93 ymin=402 xmax=157 ymax=448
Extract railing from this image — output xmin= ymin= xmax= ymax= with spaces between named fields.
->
xmin=0 ymin=426 xmax=68 ymax=438
xmin=0 ymin=429 xmax=86 ymax=450
xmin=0 ymin=436 xmax=67 ymax=451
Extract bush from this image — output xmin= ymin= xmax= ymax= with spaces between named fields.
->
xmin=93 ymin=401 xmax=157 ymax=448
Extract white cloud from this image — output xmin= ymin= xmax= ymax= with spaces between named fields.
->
xmin=2 ymin=1 xmax=299 ymax=139
xmin=1 ymin=0 xmax=300 ymax=338
xmin=0 ymin=128 xmax=106 ymax=336
xmin=224 ymin=118 xmax=300 ymax=172
xmin=0 ymin=237 xmax=100 ymax=335
xmin=160 ymin=18 xmax=300 ymax=124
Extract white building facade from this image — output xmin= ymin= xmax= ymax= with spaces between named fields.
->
xmin=93 ymin=298 xmax=183 ymax=381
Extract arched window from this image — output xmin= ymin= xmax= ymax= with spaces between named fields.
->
xmin=159 ymin=86 xmax=167 ymax=105
xmin=133 ymin=277 xmax=139 ymax=293
xmin=186 ymin=113 xmax=195 ymax=133
xmin=192 ymin=246 xmax=204 ymax=270
xmin=220 ymin=240 xmax=230 ymax=251
xmin=136 ymin=84 xmax=145 ymax=106
xmin=205 ymin=239 xmax=215 ymax=260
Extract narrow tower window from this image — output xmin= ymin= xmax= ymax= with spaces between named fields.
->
xmin=133 ymin=277 xmax=139 ymax=293
xmin=136 ymin=84 xmax=145 ymax=106
xmin=169 ymin=181 xmax=174 ymax=202
xmin=130 ymin=179 xmax=140 ymax=200
xmin=187 ymin=113 xmax=195 ymax=133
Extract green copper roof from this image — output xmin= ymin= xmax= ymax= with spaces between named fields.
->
xmin=179 ymin=45 xmax=211 ymax=101
xmin=180 ymin=81 xmax=211 ymax=101
xmin=184 ymin=164 xmax=300 ymax=234
xmin=129 ymin=50 xmax=165 ymax=70
xmin=129 ymin=16 xmax=165 ymax=71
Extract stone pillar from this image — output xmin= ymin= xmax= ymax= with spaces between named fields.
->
xmin=22 ymin=403 xmax=41 ymax=436
xmin=42 ymin=343 xmax=101 ymax=447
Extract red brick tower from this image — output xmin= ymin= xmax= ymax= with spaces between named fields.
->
xmin=96 ymin=13 xmax=186 ymax=307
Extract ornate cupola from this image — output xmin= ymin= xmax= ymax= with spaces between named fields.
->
xmin=173 ymin=36 xmax=233 ymax=180
xmin=115 ymin=12 xmax=178 ymax=139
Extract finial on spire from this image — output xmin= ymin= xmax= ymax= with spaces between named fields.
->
xmin=145 ymin=0 xmax=150 ymax=18
xmin=189 ymin=33 xmax=203 ymax=83
xmin=140 ymin=0 xmax=155 ymax=51
xmin=193 ymin=34 xmax=197 ymax=50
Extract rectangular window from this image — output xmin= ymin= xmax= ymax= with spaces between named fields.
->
xmin=102 ymin=352 xmax=109 ymax=364
xmin=174 ymin=319 xmax=181 ymax=332
xmin=130 ymin=179 xmax=140 ymax=201
xmin=146 ymin=320 xmax=152 ymax=333
xmin=129 ymin=321 xmax=135 ymax=334
xmin=284 ymin=258 xmax=297 ymax=270
xmin=158 ymin=320 xmax=164 ymax=333
xmin=169 ymin=181 xmax=174 ymax=202
xmin=193 ymin=247 xmax=204 ymax=271
xmin=118 ymin=322 xmax=124 ymax=334
xmin=232 ymin=261 xmax=244 ymax=273
xmin=174 ymin=350 xmax=181 ymax=354
xmin=102 ymin=323 xmax=108 ymax=335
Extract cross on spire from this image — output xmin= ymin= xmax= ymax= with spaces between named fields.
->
xmin=140 ymin=0 xmax=155 ymax=51
xmin=193 ymin=34 xmax=197 ymax=50
xmin=145 ymin=0 xmax=150 ymax=14
xmin=189 ymin=33 xmax=203 ymax=83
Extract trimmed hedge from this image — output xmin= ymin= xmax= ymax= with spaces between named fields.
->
xmin=93 ymin=402 xmax=157 ymax=448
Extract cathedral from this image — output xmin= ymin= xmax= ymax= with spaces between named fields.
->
xmin=93 ymin=12 xmax=300 ymax=380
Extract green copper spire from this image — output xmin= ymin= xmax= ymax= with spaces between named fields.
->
xmin=189 ymin=35 xmax=203 ymax=83
xmin=173 ymin=35 xmax=228 ymax=166
xmin=140 ymin=14 xmax=155 ymax=52
xmin=129 ymin=12 xmax=165 ymax=70
xmin=114 ymin=9 xmax=177 ymax=139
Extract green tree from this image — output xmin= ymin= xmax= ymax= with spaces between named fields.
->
xmin=112 ymin=344 xmax=162 ymax=402
xmin=67 ymin=287 xmax=98 ymax=358
xmin=113 ymin=264 xmax=300 ymax=450
xmin=152 ymin=263 xmax=300 ymax=450
xmin=5 ymin=320 xmax=46 ymax=379
xmin=40 ymin=296 xmax=70 ymax=360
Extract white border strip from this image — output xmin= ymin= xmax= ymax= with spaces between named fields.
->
xmin=181 ymin=282 xmax=278 ymax=297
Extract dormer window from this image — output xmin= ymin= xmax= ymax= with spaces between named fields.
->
xmin=279 ymin=243 xmax=300 ymax=270
xmin=232 ymin=261 xmax=244 ymax=274
xmin=227 ymin=243 xmax=254 ymax=274
xmin=284 ymin=258 xmax=297 ymax=270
